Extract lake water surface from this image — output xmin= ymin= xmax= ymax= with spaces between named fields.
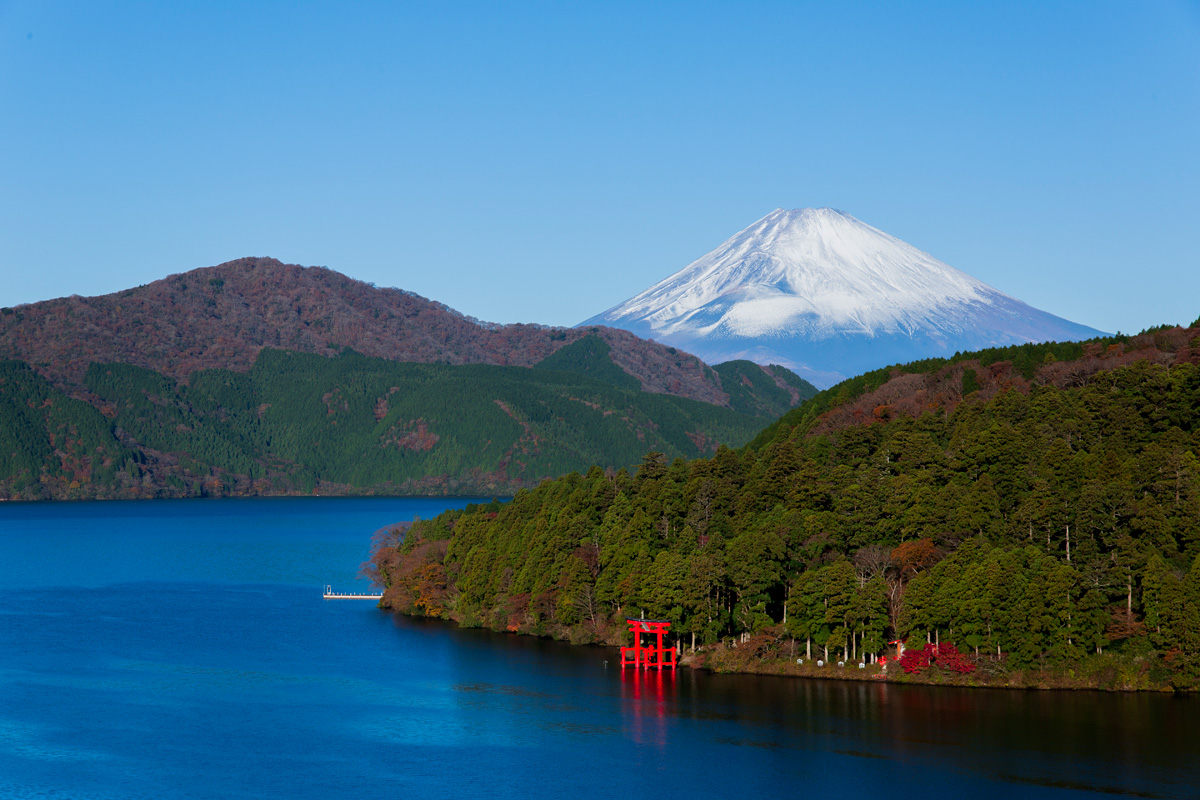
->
xmin=1 ymin=498 xmax=1196 ymax=799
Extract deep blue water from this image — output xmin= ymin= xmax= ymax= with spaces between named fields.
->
xmin=0 ymin=498 xmax=1197 ymax=799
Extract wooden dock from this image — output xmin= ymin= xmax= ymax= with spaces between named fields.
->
xmin=323 ymin=585 xmax=383 ymax=600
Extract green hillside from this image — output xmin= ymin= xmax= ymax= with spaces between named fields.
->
xmin=713 ymin=360 xmax=818 ymax=417
xmin=0 ymin=361 xmax=141 ymax=498
xmin=533 ymin=334 xmax=641 ymax=391
xmin=0 ymin=348 xmax=779 ymax=500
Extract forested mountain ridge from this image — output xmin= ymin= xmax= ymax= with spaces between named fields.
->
xmin=0 ymin=258 xmax=816 ymax=500
xmin=371 ymin=322 xmax=1200 ymax=689
xmin=0 ymin=257 xmax=813 ymax=410
xmin=751 ymin=322 xmax=1200 ymax=447
xmin=0 ymin=346 xmax=784 ymax=500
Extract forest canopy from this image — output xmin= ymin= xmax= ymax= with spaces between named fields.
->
xmin=0 ymin=346 xmax=797 ymax=500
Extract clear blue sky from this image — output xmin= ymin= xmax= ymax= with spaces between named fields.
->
xmin=2 ymin=1 xmax=1198 ymax=334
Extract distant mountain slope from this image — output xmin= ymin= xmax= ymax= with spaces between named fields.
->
xmin=582 ymin=208 xmax=1107 ymax=387
xmin=0 ymin=348 xmax=777 ymax=501
xmin=0 ymin=256 xmax=801 ymax=412
xmin=712 ymin=360 xmax=818 ymax=417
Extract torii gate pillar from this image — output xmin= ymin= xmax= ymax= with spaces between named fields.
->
xmin=621 ymin=618 xmax=676 ymax=669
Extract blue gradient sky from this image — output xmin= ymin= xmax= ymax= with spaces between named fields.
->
xmin=2 ymin=1 xmax=1198 ymax=334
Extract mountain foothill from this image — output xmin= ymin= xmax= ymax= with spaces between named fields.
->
xmin=0 ymin=257 xmax=815 ymax=501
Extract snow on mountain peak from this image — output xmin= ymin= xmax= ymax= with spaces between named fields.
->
xmin=612 ymin=207 xmax=993 ymax=341
xmin=581 ymin=208 xmax=1106 ymax=387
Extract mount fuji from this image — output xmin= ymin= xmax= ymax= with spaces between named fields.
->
xmin=580 ymin=208 xmax=1107 ymax=387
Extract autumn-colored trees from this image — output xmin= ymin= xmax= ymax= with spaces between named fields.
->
xmin=364 ymin=527 xmax=452 ymax=618
xmin=900 ymin=643 xmax=975 ymax=674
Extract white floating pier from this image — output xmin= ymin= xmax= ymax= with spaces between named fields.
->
xmin=323 ymin=585 xmax=383 ymax=600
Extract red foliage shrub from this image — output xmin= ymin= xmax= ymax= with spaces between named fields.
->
xmin=932 ymin=643 xmax=976 ymax=674
xmin=900 ymin=643 xmax=934 ymax=673
xmin=898 ymin=642 xmax=976 ymax=675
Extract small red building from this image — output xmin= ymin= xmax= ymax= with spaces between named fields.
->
xmin=621 ymin=618 xmax=676 ymax=669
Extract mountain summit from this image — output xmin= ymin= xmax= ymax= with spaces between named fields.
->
xmin=581 ymin=208 xmax=1106 ymax=387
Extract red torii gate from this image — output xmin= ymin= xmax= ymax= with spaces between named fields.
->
xmin=621 ymin=618 xmax=676 ymax=670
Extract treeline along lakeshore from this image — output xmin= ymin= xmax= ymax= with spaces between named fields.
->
xmin=371 ymin=324 xmax=1200 ymax=690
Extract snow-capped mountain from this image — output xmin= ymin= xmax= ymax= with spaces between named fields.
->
xmin=580 ymin=208 xmax=1107 ymax=387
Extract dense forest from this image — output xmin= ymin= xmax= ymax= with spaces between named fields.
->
xmin=370 ymin=324 xmax=1200 ymax=690
xmin=0 ymin=338 xmax=808 ymax=499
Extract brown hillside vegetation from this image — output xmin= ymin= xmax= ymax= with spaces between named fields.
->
xmin=810 ymin=326 xmax=1200 ymax=436
xmin=0 ymin=256 xmax=744 ymax=406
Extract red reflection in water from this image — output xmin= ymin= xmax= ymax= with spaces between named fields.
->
xmin=619 ymin=666 xmax=677 ymax=749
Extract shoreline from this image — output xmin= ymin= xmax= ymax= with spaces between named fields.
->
xmin=383 ymin=602 xmax=1189 ymax=694
xmin=687 ymin=649 xmax=1185 ymax=693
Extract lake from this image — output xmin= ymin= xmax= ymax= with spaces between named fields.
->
xmin=0 ymin=497 xmax=1196 ymax=799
